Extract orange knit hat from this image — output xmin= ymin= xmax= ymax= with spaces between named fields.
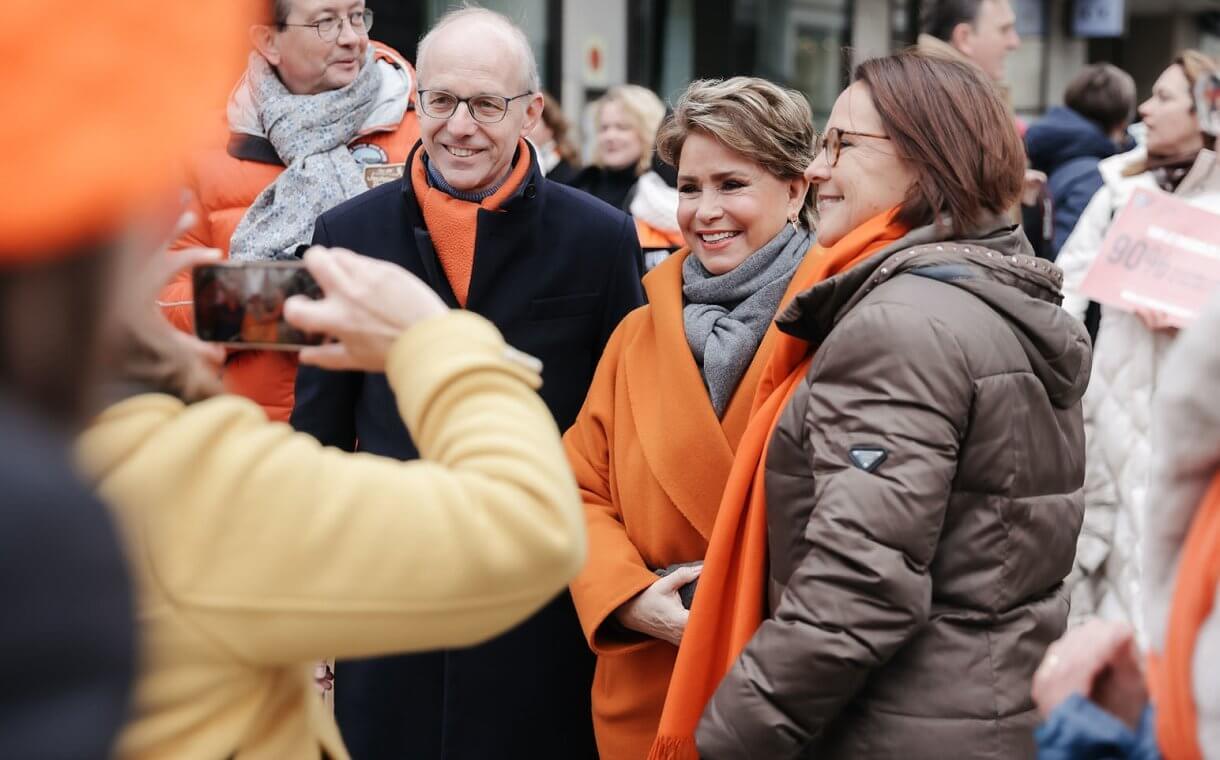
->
xmin=0 ymin=1 xmax=254 ymax=261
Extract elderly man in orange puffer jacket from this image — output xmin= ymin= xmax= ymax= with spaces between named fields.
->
xmin=159 ymin=0 xmax=419 ymax=421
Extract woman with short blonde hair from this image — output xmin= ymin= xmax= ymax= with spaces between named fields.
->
xmin=568 ymin=75 xmax=836 ymax=759
xmin=573 ymin=84 xmax=667 ymax=209
xmin=594 ymin=84 xmax=666 ymax=174
xmin=530 ymin=91 xmax=581 ymax=185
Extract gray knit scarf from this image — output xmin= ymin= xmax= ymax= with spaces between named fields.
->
xmin=683 ymin=224 xmax=811 ymax=416
xmin=230 ymin=48 xmax=382 ymax=260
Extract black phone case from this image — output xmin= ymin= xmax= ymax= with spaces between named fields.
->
xmin=654 ymin=561 xmax=700 ymax=610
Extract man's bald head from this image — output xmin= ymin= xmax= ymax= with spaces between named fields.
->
xmin=416 ymin=7 xmax=540 ymax=94
xmin=413 ymin=7 xmax=544 ymax=195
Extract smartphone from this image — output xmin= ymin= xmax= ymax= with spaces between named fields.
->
xmin=192 ymin=260 xmax=324 ymax=350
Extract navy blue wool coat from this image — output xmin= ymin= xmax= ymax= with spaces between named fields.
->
xmin=291 ymin=140 xmax=645 ymax=760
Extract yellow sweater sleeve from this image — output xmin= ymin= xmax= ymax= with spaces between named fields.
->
xmin=122 ymin=311 xmax=585 ymax=665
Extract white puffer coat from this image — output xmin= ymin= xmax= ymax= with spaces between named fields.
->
xmin=1057 ymin=147 xmax=1220 ymax=640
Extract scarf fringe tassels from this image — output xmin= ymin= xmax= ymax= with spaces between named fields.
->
xmin=647 ymin=735 xmax=701 ymax=760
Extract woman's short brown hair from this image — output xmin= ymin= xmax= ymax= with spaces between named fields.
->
xmin=1064 ymin=63 xmax=1136 ymax=133
xmin=854 ymin=51 xmax=1025 ymax=237
xmin=1177 ymin=49 xmax=1218 ymax=96
xmin=1176 ymin=49 xmax=1219 ymax=150
xmin=656 ymin=77 xmax=817 ymax=227
xmin=540 ymin=92 xmax=580 ymax=167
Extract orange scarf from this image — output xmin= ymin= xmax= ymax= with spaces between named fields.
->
xmin=1148 ymin=472 xmax=1220 ymax=760
xmin=410 ymin=138 xmax=532 ymax=306
xmin=648 ymin=210 xmax=908 ymax=760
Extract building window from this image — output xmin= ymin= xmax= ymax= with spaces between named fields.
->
xmin=1202 ymin=12 xmax=1220 ymax=62
xmin=658 ymin=0 xmax=696 ymax=102
xmin=1009 ymin=0 xmax=1049 ymax=117
xmin=891 ymin=0 xmax=915 ymax=48
xmin=732 ymin=0 xmax=852 ymax=125
xmin=633 ymin=0 xmax=853 ymax=122
xmin=627 ymin=0 xmax=695 ymax=103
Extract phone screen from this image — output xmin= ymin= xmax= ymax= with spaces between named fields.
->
xmin=193 ymin=261 xmax=324 ymax=349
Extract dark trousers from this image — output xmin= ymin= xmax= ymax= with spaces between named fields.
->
xmin=335 ymin=592 xmax=598 ymax=760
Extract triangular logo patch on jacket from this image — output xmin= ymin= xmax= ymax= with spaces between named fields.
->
xmin=849 ymin=446 xmax=887 ymax=473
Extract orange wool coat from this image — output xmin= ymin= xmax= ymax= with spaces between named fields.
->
xmin=565 ymin=246 xmax=820 ymax=760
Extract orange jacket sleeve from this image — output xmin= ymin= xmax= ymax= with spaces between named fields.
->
xmin=159 ymin=170 xmax=213 ymax=333
xmin=565 ymin=321 xmax=662 ymax=657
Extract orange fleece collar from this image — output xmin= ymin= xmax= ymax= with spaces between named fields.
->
xmin=410 ymin=138 xmax=532 ymax=306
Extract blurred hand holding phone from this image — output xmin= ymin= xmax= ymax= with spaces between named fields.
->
xmin=119 ymin=211 xmax=227 ymax=378
xmin=193 ymin=246 xmax=450 ymax=373
xmin=192 ymin=260 xmax=324 ymax=351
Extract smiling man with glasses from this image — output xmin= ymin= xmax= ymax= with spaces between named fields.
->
xmin=266 ymin=3 xmax=375 ymax=95
xmin=157 ymin=0 xmax=420 ymax=423
xmin=290 ymin=7 xmax=646 ymax=760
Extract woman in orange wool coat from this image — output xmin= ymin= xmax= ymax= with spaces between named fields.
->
xmin=158 ymin=4 xmax=419 ymax=421
xmin=566 ymin=76 xmax=850 ymax=759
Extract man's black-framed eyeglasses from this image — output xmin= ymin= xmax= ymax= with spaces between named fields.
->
xmin=818 ymin=126 xmax=891 ymax=167
xmin=417 ymin=90 xmax=534 ymax=124
xmin=279 ymin=9 xmax=373 ymax=42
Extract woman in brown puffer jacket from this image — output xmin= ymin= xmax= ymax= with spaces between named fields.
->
xmin=693 ymin=52 xmax=1093 ymax=759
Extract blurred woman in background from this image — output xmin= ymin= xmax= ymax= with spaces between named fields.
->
xmin=573 ymin=85 xmax=684 ymax=266
xmin=573 ymin=84 xmax=666 ymax=210
xmin=0 ymin=3 xmax=251 ymax=757
xmin=1057 ymin=50 xmax=1220 ymax=639
xmin=1033 ymin=290 xmax=1220 ymax=758
xmin=530 ymin=91 xmax=581 ymax=186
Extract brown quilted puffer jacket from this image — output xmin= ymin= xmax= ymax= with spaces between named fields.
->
xmin=697 ymin=221 xmax=1092 ymax=759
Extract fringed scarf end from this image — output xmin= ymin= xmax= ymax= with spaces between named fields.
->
xmin=648 ymin=735 xmax=701 ymax=760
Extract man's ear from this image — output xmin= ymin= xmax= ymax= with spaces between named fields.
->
xmin=519 ymin=93 xmax=545 ymax=137
xmin=949 ymin=21 xmax=975 ymax=57
xmin=250 ymin=24 xmax=282 ymax=67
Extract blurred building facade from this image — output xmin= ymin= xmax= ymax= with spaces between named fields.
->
xmin=373 ymin=0 xmax=1219 ymax=130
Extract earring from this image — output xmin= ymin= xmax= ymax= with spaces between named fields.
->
xmin=789 ymin=216 xmax=800 ymax=233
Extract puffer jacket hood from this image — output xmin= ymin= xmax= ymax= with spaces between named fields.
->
xmin=777 ymin=220 xmax=1092 ymax=408
xmin=1026 ymin=106 xmax=1120 ymax=176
